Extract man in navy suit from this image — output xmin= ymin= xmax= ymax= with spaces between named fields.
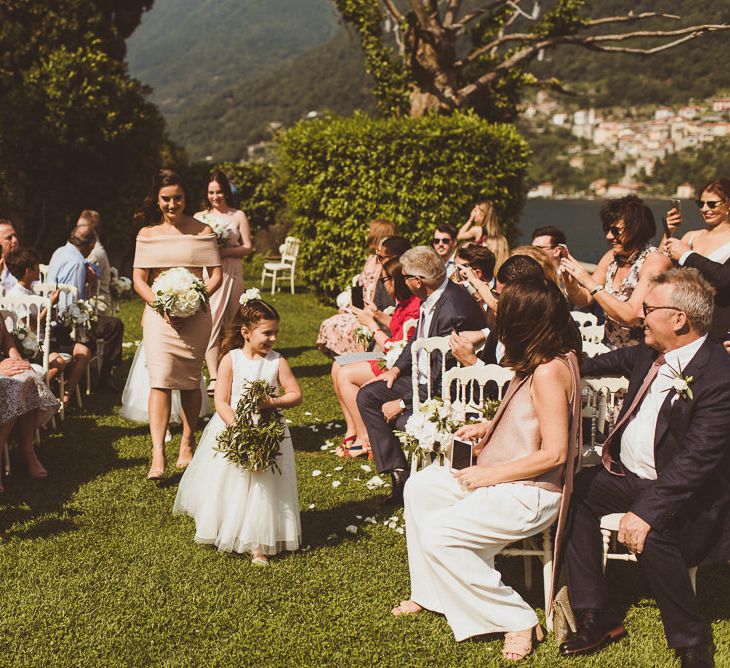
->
xmin=561 ymin=268 xmax=730 ymax=667
xmin=357 ymin=246 xmax=487 ymax=504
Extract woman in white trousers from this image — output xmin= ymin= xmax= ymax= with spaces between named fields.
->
xmin=394 ymin=277 xmax=582 ymax=662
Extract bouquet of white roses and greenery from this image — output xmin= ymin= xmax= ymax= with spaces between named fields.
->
xmin=215 ymin=379 xmax=285 ymax=473
xmin=354 ymin=325 xmax=373 ymax=350
xmin=11 ymin=322 xmax=40 ymax=360
xmin=110 ymin=270 xmax=133 ymax=299
xmin=377 ymin=338 xmax=408 ymax=371
xmin=199 ymin=211 xmax=229 ymax=247
xmin=58 ymin=300 xmax=97 ymax=343
xmin=151 ymin=267 xmax=207 ymax=319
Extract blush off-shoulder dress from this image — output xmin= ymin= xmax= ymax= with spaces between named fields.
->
xmin=133 ymin=233 xmax=221 ymax=390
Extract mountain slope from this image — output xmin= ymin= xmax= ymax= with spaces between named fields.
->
xmin=168 ymin=29 xmax=376 ymax=161
xmin=127 ymin=0 xmax=340 ymax=114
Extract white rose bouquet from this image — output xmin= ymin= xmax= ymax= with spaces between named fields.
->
xmin=11 ymin=322 xmax=40 ymax=360
xmin=199 ymin=211 xmax=229 ymax=247
xmin=58 ymin=300 xmax=97 ymax=343
xmin=110 ymin=272 xmax=133 ymax=299
xmin=151 ymin=267 xmax=207 ymax=319
xmin=378 ymin=338 xmax=408 ymax=371
xmin=354 ymin=324 xmax=373 ymax=350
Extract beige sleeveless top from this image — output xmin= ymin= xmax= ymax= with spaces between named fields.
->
xmin=133 ymin=233 xmax=221 ymax=270
xmin=476 ymin=352 xmax=580 ymax=493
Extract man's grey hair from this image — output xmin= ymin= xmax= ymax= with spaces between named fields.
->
xmin=650 ymin=268 xmax=715 ymax=334
xmin=400 ymin=246 xmax=446 ymax=289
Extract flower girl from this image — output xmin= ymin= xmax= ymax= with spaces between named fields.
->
xmin=173 ymin=291 xmax=302 ymax=564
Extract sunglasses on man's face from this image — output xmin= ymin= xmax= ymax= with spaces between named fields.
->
xmin=696 ymin=199 xmax=723 ymax=210
xmin=432 ymin=237 xmax=452 ymax=246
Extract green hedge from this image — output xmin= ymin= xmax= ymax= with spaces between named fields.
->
xmin=280 ymin=111 xmax=530 ymax=299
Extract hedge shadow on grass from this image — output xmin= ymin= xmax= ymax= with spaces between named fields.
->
xmin=292 ymin=363 xmax=332 ymax=379
xmin=0 ymin=419 xmax=146 ymax=540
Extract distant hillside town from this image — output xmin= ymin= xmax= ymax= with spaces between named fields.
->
xmin=525 ymin=92 xmax=730 ymax=199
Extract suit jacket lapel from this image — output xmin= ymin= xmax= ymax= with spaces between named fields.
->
xmin=653 ymin=337 xmax=711 ymax=449
xmin=426 ymin=283 xmax=451 ymax=337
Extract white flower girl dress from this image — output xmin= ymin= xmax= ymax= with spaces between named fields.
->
xmin=120 ymin=344 xmax=211 ymax=424
xmin=173 ymin=349 xmax=301 ymax=555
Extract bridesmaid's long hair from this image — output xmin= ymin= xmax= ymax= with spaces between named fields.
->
xmin=203 ymin=169 xmax=235 ymax=210
xmin=219 ymin=299 xmax=280 ymax=360
xmin=133 ymin=169 xmax=192 ymax=227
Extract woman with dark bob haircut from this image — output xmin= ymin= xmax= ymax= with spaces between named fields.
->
xmin=394 ymin=277 xmax=581 ymax=661
xmin=560 ymin=195 xmax=671 ymax=349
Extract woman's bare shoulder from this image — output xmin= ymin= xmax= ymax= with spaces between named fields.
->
xmin=642 ymin=248 xmax=672 ymax=272
xmin=533 ymin=357 xmax=572 ymax=389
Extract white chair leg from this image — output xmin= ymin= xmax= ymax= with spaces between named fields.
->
xmin=542 ymin=528 xmax=554 ymax=629
xmin=85 ymin=364 xmax=91 ymax=396
xmin=688 ymin=566 xmax=697 ymax=593
xmin=3 ymin=441 xmax=10 ymax=476
xmin=260 ymin=267 xmax=266 ymax=288
xmin=601 ymin=529 xmax=611 ymax=572
xmin=271 ymin=269 xmax=277 ymax=295
xmin=290 ymin=269 xmax=295 ymax=294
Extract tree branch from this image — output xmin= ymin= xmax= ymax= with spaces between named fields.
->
xmin=442 ymin=0 xmax=462 ymax=28
xmin=585 ymin=12 xmax=680 ymax=28
xmin=382 ymin=0 xmax=405 ymax=23
xmin=452 ymin=1 xmax=509 ymax=30
xmin=577 ymin=31 xmax=717 ymax=55
xmin=459 ymin=32 xmax=536 ymax=65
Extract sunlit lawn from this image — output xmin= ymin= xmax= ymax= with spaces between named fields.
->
xmin=0 ymin=286 xmax=728 ymax=666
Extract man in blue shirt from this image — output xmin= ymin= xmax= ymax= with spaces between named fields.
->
xmin=47 ymin=225 xmax=124 ymax=391
xmin=0 ymin=219 xmax=20 ymax=291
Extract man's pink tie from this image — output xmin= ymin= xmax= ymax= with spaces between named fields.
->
xmin=601 ymin=354 xmax=665 ymax=474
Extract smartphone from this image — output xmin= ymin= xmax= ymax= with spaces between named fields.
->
xmin=557 ymin=243 xmax=569 ymax=258
xmin=451 ymin=437 xmax=473 ymax=470
xmin=671 ymin=198 xmax=681 ymax=212
xmin=662 ymin=217 xmax=672 ymax=239
xmin=350 ymin=285 xmax=364 ymax=309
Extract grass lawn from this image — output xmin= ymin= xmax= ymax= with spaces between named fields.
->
xmin=1 ymin=288 xmax=729 ymax=666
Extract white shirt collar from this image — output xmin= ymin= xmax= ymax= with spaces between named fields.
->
xmin=661 ymin=334 xmax=707 ymax=375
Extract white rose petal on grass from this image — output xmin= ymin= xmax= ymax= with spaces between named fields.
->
xmin=334 ymin=466 xmax=343 ymax=471
xmin=304 ymin=411 xmax=313 ymax=416
xmin=311 ymin=470 xmax=322 ymax=477
xmin=285 ymin=419 xmax=293 ymax=425
xmin=308 ymin=503 xmax=316 ymax=509
xmin=360 ymin=464 xmax=372 ymax=472
xmin=332 ymin=480 xmax=342 ymax=488
xmin=396 ymin=527 xmax=405 ymax=535
xmin=345 ymin=525 xmax=358 ymax=534
xmin=355 ymin=515 xmax=363 ymax=520
xmin=365 ymin=517 xmax=377 ymax=524
xmin=365 ymin=475 xmax=387 ymax=490
xmin=319 ymin=444 xmax=330 ymax=451
xmin=327 ymin=533 xmax=338 ymax=541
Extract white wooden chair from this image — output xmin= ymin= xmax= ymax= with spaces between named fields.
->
xmin=410 ymin=336 xmax=453 ymax=411
xmin=571 ymin=311 xmax=598 ymax=328
xmin=38 ymin=263 xmax=49 ymax=284
xmin=580 ymin=376 xmax=629 ymax=467
xmin=600 ymin=512 xmax=697 ymax=592
xmin=260 ymin=236 xmax=300 ymax=294
xmin=32 ymin=283 xmax=84 ymax=407
xmin=443 ymin=363 xmax=512 ymax=412
xmin=581 ymin=324 xmax=605 ymax=344
xmin=583 ymin=340 xmax=611 ymax=357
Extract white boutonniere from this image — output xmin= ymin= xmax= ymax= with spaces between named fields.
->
xmin=662 ymin=361 xmax=694 ymax=401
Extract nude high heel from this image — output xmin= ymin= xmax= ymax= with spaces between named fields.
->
xmin=147 ymin=444 xmax=166 ymax=481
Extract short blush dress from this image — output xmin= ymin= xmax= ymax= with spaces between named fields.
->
xmin=133 ymin=233 xmax=221 ymax=390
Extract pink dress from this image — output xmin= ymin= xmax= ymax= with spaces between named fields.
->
xmin=195 ymin=211 xmax=245 ymax=353
xmin=316 ymin=255 xmax=380 ymax=357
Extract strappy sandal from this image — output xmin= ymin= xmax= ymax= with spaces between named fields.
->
xmin=146 ymin=444 xmax=166 ymax=481
xmin=176 ymin=438 xmax=195 ymax=470
xmin=344 ymin=442 xmax=372 ymax=459
xmin=251 ymin=552 xmax=270 ymax=567
xmin=334 ymin=435 xmax=356 ymax=457
xmin=502 ymin=624 xmax=544 ymax=662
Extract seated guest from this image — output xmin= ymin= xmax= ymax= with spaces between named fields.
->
xmin=560 ymin=195 xmax=671 ymax=349
xmin=356 ymin=246 xmax=487 ymax=504
xmin=317 ymin=219 xmax=397 ymax=357
xmin=47 ymin=225 xmax=125 ymax=395
xmin=448 ymin=254 xmax=545 ymax=367
xmin=531 ymin=225 xmax=567 ymax=272
xmin=368 ymin=235 xmax=412 ymax=333
xmin=5 ymin=248 xmax=66 ymax=383
xmin=457 ymin=200 xmax=510 ymax=270
xmin=560 ymin=268 xmax=730 ymax=667
xmin=0 ymin=316 xmax=60 ymax=491
xmin=512 ymin=245 xmax=560 ymax=286
xmin=453 ymin=243 xmax=496 ymax=309
xmin=393 ymin=277 xmax=582 ymax=662
xmin=431 ymin=223 xmax=458 ymax=279
xmin=0 ymin=219 xmax=20 ymax=291
xmin=75 ymin=210 xmax=113 ymax=314
xmin=664 ymin=178 xmax=730 ymax=340
xmin=332 ymin=257 xmax=420 ymax=458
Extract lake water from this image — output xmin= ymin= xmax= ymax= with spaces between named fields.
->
xmin=516 ymin=199 xmax=706 ymax=264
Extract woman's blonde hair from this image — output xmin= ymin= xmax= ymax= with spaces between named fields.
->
xmin=510 ymin=245 xmax=559 ymax=287
xmin=366 ymin=219 xmax=397 ymax=254
xmin=477 ymin=201 xmax=509 ymax=270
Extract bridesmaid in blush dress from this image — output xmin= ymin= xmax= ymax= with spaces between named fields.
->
xmin=132 ymin=170 xmax=222 ymax=480
xmin=194 ymin=169 xmax=252 ymax=395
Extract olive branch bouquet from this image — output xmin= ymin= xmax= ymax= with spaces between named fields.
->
xmin=214 ymin=379 xmax=285 ymax=473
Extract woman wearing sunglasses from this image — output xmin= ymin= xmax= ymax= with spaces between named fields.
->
xmin=664 ymin=179 xmax=730 ymax=340
xmin=560 ymin=195 xmax=671 ymax=349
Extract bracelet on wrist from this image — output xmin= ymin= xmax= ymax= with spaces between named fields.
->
xmin=590 ymin=284 xmax=604 ymax=296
